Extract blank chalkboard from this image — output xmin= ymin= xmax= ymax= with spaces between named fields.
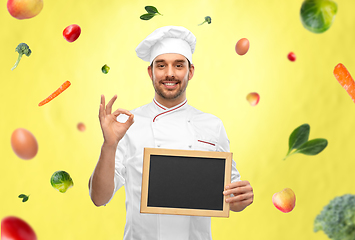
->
xmin=140 ymin=148 xmax=232 ymax=217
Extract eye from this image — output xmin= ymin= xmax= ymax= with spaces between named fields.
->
xmin=176 ymin=64 xmax=183 ymax=68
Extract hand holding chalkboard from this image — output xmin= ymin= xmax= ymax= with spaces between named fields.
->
xmin=223 ymin=180 xmax=254 ymax=212
xmin=98 ymin=94 xmax=134 ymax=147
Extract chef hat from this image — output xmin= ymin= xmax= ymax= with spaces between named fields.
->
xmin=135 ymin=26 xmax=196 ymax=64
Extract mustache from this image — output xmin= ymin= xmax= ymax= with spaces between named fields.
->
xmin=159 ymin=77 xmax=180 ymax=82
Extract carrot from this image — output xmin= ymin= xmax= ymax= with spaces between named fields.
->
xmin=38 ymin=81 xmax=71 ymax=106
xmin=333 ymin=63 xmax=355 ymax=103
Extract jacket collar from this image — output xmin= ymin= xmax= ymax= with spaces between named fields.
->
xmin=151 ymin=98 xmax=188 ymax=122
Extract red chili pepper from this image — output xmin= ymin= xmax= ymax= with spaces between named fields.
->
xmin=63 ymin=24 xmax=81 ymax=42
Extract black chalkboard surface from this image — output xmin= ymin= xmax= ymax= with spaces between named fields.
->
xmin=140 ymin=148 xmax=232 ymax=217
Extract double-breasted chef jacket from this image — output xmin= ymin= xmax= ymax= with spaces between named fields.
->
xmin=90 ymin=98 xmax=240 ymax=240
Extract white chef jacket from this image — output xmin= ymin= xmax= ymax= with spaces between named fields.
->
xmin=90 ymin=99 xmax=240 ymax=240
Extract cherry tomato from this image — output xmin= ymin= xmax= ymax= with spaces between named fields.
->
xmin=1 ymin=216 xmax=37 ymax=240
xmin=63 ymin=24 xmax=81 ymax=43
xmin=287 ymin=52 xmax=296 ymax=62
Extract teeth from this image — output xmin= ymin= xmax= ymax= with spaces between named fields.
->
xmin=164 ymin=83 xmax=176 ymax=86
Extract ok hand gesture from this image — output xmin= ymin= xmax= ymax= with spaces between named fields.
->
xmin=98 ymin=95 xmax=134 ymax=147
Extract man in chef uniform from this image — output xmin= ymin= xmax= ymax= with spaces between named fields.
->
xmin=89 ymin=26 xmax=254 ymax=240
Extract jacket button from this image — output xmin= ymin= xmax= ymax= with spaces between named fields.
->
xmin=188 ymin=145 xmax=192 ymax=148
xmin=157 ymin=144 xmax=161 ymax=147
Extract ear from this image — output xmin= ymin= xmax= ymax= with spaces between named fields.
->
xmin=188 ymin=64 xmax=195 ymax=81
xmin=148 ymin=65 xmax=153 ymax=80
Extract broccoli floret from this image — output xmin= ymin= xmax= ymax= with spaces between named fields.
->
xmin=11 ymin=43 xmax=31 ymax=71
xmin=314 ymin=194 xmax=355 ymax=240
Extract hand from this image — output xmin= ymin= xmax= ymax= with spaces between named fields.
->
xmin=223 ymin=180 xmax=254 ymax=212
xmin=98 ymin=95 xmax=134 ymax=147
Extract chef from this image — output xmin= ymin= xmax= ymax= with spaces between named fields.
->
xmin=89 ymin=26 xmax=254 ymax=240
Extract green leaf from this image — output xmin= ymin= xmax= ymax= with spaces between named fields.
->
xmin=145 ymin=6 xmax=159 ymax=14
xmin=295 ymin=138 xmax=328 ymax=155
xmin=140 ymin=13 xmax=155 ymax=20
xmin=18 ymin=194 xmax=29 ymax=202
xmin=288 ymin=124 xmax=310 ymax=154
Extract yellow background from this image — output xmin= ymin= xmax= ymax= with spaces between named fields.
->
xmin=0 ymin=0 xmax=354 ymax=239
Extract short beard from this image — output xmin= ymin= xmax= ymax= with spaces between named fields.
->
xmin=152 ymin=72 xmax=189 ymax=100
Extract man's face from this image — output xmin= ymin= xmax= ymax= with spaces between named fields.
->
xmin=148 ymin=53 xmax=194 ymax=101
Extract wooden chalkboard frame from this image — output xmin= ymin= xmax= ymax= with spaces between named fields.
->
xmin=140 ymin=148 xmax=232 ymax=218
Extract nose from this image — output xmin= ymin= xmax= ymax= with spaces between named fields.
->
xmin=166 ymin=65 xmax=175 ymax=79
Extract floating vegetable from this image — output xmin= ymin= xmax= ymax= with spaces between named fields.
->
xmin=314 ymin=194 xmax=355 ymax=240
xmin=1 ymin=216 xmax=37 ymax=240
xmin=63 ymin=24 xmax=81 ymax=42
xmin=288 ymin=52 xmax=296 ymax=62
xmin=140 ymin=6 xmax=162 ymax=20
xmin=300 ymin=0 xmax=338 ymax=33
xmin=11 ymin=43 xmax=31 ymax=71
xmin=38 ymin=80 xmax=71 ymax=106
xmin=18 ymin=194 xmax=30 ymax=202
xmin=333 ymin=63 xmax=355 ymax=103
xmin=198 ymin=16 xmax=211 ymax=26
xmin=283 ymin=123 xmax=328 ymax=160
xmin=101 ymin=64 xmax=110 ymax=74
xmin=50 ymin=170 xmax=74 ymax=193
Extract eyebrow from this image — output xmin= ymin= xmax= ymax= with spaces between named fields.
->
xmin=154 ymin=59 xmax=187 ymax=64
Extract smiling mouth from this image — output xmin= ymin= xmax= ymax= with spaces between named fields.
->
xmin=163 ymin=82 xmax=178 ymax=86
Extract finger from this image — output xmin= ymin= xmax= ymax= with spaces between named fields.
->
xmin=125 ymin=113 xmax=135 ymax=128
xmin=112 ymin=108 xmax=133 ymax=117
xmin=99 ymin=95 xmax=105 ymax=121
xmin=106 ymin=95 xmax=117 ymax=115
xmin=225 ymin=192 xmax=253 ymax=203
xmin=225 ymin=180 xmax=250 ymax=190
xmin=99 ymin=103 xmax=105 ymax=122
xmin=223 ymin=184 xmax=253 ymax=196
xmin=101 ymin=94 xmax=105 ymax=108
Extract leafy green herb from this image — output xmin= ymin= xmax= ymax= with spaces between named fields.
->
xmin=101 ymin=64 xmax=110 ymax=74
xmin=145 ymin=6 xmax=159 ymax=14
xmin=287 ymin=123 xmax=310 ymax=156
xmin=18 ymin=194 xmax=29 ymax=202
xmin=283 ymin=123 xmax=328 ymax=160
xmin=198 ymin=16 xmax=212 ymax=26
xmin=300 ymin=0 xmax=338 ymax=33
xmin=11 ymin=43 xmax=31 ymax=71
xmin=140 ymin=13 xmax=155 ymax=20
xmin=294 ymin=139 xmax=328 ymax=155
xmin=140 ymin=6 xmax=162 ymax=21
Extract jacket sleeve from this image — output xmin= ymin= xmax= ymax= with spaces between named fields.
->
xmin=216 ymin=120 xmax=241 ymax=183
xmin=109 ymin=136 xmax=128 ymax=204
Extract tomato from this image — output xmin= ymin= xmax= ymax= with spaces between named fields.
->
xmin=1 ymin=216 xmax=37 ymax=240
xmin=63 ymin=24 xmax=81 ymax=43
xmin=287 ymin=52 xmax=296 ymax=62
